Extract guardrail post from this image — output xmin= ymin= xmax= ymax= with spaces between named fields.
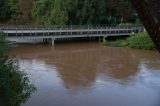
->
xmin=71 ymin=25 xmax=72 ymax=35
xmin=80 ymin=27 xmax=82 ymax=35
xmin=67 ymin=27 xmax=68 ymax=35
xmin=48 ymin=28 xmax=49 ymax=36
xmin=88 ymin=25 xmax=89 ymax=36
xmin=21 ymin=28 xmax=23 ymax=36
xmin=30 ymin=28 xmax=31 ymax=36
xmin=101 ymin=27 xmax=103 ymax=35
xmin=35 ymin=28 xmax=37 ymax=36
xmin=43 ymin=28 xmax=45 ymax=36
xmin=16 ymin=28 xmax=18 ymax=36
xmin=6 ymin=28 xmax=8 ymax=36
xmin=60 ymin=28 xmax=61 ymax=36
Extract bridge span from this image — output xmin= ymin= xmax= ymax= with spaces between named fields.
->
xmin=0 ymin=25 xmax=144 ymax=44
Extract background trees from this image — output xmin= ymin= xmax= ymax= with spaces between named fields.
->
xmin=0 ymin=0 xmax=139 ymax=26
xmin=0 ymin=0 xmax=18 ymax=23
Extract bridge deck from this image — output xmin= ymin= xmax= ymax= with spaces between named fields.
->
xmin=0 ymin=25 xmax=144 ymax=43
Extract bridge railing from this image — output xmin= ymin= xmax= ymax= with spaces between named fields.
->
xmin=0 ymin=24 xmax=144 ymax=37
xmin=0 ymin=24 xmax=143 ymax=30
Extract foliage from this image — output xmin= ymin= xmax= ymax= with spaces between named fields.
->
xmin=0 ymin=33 xmax=36 ymax=106
xmin=107 ymin=0 xmax=137 ymax=23
xmin=0 ymin=32 xmax=10 ymax=55
xmin=32 ymin=0 xmax=125 ymax=25
xmin=109 ymin=32 xmax=155 ymax=50
xmin=0 ymin=57 xmax=36 ymax=106
xmin=0 ymin=0 xmax=17 ymax=23
xmin=0 ymin=0 xmax=138 ymax=25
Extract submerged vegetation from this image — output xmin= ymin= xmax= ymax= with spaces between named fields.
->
xmin=0 ymin=32 xmax=36 ymax=106
xmin=108 ymin=32 xmax=155 ymax=50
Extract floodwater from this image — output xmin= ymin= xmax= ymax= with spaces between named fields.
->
xmin=10 ymin=43 xmax=160 ymax=106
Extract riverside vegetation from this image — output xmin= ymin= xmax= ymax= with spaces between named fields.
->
xmin=0 ymin=32 xmax=36 ymax=106
xmin=107 ymin=32 xmax=155 ymax=50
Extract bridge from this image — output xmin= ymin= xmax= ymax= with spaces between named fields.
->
xmin=0 ymin=25 xmax=144 ymax=44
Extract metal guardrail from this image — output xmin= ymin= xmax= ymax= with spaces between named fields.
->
xmin=0 ymin=25 xmax=144 ymax=37
xmin=0 ymin=24 xmax=143 ymax=30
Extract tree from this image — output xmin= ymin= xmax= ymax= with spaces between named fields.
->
xmin=0 ymin=0 xmax=139 ymax=25
xmin=0 ymin=0 xmax=12 ymax=22
xmin=107 ymin=0 xmax=137 ymax=23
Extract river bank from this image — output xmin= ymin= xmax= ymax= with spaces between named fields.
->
xmin=105 ymin=32 xmax=155 ymax=50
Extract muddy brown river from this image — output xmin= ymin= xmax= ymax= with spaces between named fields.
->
xmin=10 ymin=43 xmax=160 ymax=106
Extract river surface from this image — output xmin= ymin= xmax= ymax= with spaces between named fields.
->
xmin=10 ymin=43 xmax=160 ymax=106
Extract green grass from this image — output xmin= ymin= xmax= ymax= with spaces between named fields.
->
xmin=109 ymin=32 xmax=155 ymax=50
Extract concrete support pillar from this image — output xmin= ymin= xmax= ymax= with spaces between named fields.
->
xmin=103 ymin=37 xmax=106 ymax=43
xmin=89 ymin=36 xmax=91 ymax=42
xmin=99 ymin=37 xmax=101 ymax=43
xmin=51 ymin=38 xmax=55 ymax=45
xmin=42 ymin=38 xmax=47 ymax=44
xmin=42 ymin=38 xmax=44 ymax=43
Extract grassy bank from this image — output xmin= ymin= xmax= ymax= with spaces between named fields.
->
xmin=107 ymin=32 xmax=155 ymax=50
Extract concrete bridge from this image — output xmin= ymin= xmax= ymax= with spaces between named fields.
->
xmin=0 ymin=25 xmax=144 ymax=44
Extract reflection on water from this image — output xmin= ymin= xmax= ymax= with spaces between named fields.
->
xmin=10 ymin=43 xmax=160 ymax=106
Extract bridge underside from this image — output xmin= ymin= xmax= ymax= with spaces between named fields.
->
xmin=131 ymin=0 xmax=160 ymax=51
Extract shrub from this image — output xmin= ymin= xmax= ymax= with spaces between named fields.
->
xmin=110 ymin=32 xmax=155 ymax=50
xmin=0 ymin=32 xmax=36 ymax=106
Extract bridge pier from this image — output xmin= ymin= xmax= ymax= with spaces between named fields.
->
xmin=103 ymin=37 xmax=106 ymax=43
xmin=42 ymin=38 xmax=55 ymax=45
xmin=42 ymin=38 xmax=48 ymax=44
xmin=51 ymin=38 xmax=55 ymax=45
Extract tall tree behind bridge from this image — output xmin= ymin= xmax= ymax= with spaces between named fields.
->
xmin=15 ymin=0 xmax=34 ymax=24
xmin=0 ymin=0 xmax=138 ymax=25
xmin=107 ymin=0 xmax=137 ymax=23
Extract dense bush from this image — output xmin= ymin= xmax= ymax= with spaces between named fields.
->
xmin=0 ymin=32 xmax=36 ymax=106
xmin=110 ymin=32 xmax=155 ymax=50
